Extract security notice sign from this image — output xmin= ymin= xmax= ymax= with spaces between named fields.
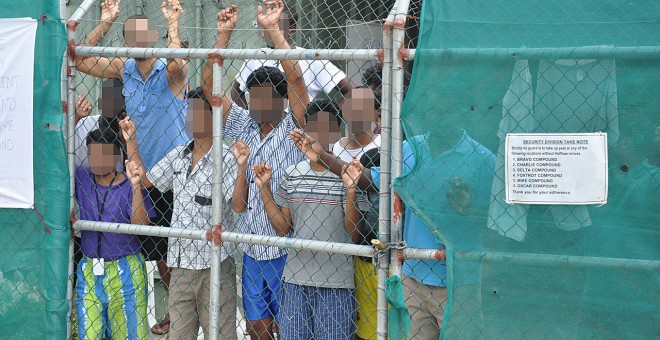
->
xmin=0 ymin=18 xmax=37 ymax=208
xmin=505 ymin=133 xmax=608 ymax=205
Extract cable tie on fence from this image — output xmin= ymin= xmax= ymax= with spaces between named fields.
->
xmin=39 ymin=14 xmax=47 ymax=25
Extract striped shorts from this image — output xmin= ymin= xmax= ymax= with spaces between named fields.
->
xmin=279 ymin=282 xmax=355 ymax=340
xmin=76 ymin=254 xmax=148 ymax=340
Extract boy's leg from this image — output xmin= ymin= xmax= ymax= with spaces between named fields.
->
xmin=106 ymin=254 xmax=149 ymax=340
xmin=279 ymin=282 xmax=313 ymax=340
xmin=219 ymin=257 xmax=238 ymax=339
xmin=76 ymin=258 xmax=105 ymax=340
xmin=197 ymin=269 xmax=211 ymax=339
xmin=168 ymin=268 xmax=201 ymax=340
xmin=242 ymin=253 xmax=286 ymax=339
xmin=312 ymin=286 xmax=356 ymax=340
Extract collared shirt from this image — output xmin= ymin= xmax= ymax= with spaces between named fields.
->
xmin=147 ymin=141 xmax=237 ymax=270
xmin=224 ymin=103 xmax=305 ymax=260
xmin=123 ymin=58 xmax=189 ymax=170
xmin=373 ymin=132 xmax=495 ymax=286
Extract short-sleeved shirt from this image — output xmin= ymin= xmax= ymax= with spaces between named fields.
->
xmin=235 ymin=48 xmax=347 ymax=102
xmin=123 ymin=58 xmax=189 ymax=170
xmin=147 ymin=142 xmax=237 ymax=269
xmin=371 ymin=132 xmax=495 ymax=287
xmin=332 ymin=134 xmax=381 ymax=163
xmin=274 ymin=160 xmax=369 ymax=289
xmin=224 ymin=103 xmax=305 ymax=260
xmin=75 ymin=167 xmax=155 ymax=261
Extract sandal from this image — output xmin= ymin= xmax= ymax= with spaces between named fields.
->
xmin=151 ymin=314 xmax=170 ymax=335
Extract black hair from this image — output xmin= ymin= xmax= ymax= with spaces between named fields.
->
xmin=362 ymin=63 xmax=411 ymax=95
xmin=99 ymin=78 xmax=126 ymax=132
xmin=122 ymin=14 xmax=150 ymax=38
xmin=305 ymin=99 xmax=343 ymax=126
xmin=245 ymin=66 xmax=289 ymax=98
xmin=374 ymin=90 xmax=382 ymax=112
xmin=360 ymin=148 xmax=381 ymax=169
xmin=187 ymin=86 xmax=211 ymax=108
xmin=86 ymin=128 xmax=123 ymax=155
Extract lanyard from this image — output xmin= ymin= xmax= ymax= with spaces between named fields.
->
xmin=93 ymin=171 xmax=119 ymax=258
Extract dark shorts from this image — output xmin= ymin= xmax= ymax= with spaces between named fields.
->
xmin=140 ymin=188 xmax=173 ymax=261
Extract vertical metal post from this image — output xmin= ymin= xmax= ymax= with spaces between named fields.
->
xmin=389 ymin=0 xmax=411 ymax=279
xmin=65 ymin=18 xmax=79 ymax=340
xmin=208 ymin=55 xmax=225 ymax=340
xmin=376 ymin=2 xmax=397 ymax=339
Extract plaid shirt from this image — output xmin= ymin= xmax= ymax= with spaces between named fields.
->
xmin=147 ymin=141 xmax=236 ymax=270
xmin=224 ymin=103 xmax=305 ymax=260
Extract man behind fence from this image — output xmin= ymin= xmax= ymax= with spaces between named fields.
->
xmin=202 ymin=2 xmax=310 ymax=339
xmin=289 ymin=124 xmax=496 ymax=338
xmin=122 ymin=87 xmax=240 ymax=339
xmin=75 ymin=128 xmax=154 ymax=339
xmin=252 ymin=99 xmax=368 ymax=339
xmin=75 ymin=2 xmax=191 ymax=325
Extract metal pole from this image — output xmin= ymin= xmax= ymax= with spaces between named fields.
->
xmin=72 ymin=221 xmax=375 ymax=257
xmin=403 ymin=45 xmax=660 ymax=61
xmin=75 ymin=46 xmax=381 ymax=61
xmin=69 ymin=0 xmax=99 ymax=22
xmin=389 ymin=0 xmax=411 ymax=280
xmin=64 ymin=15 xmax=79 ymax=340
xmin=194 ymin=0 xmax=203 ymax=87
xmin=208 ymin=56 xmax=224 ymax=340
xmin=376 ymin=2 xmax=397 ymax=338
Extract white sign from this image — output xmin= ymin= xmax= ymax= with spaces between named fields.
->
xmin=0 ymin=18 xmax=37 ymax=208
xmin=505 ymin=133 xmax=608 ymax=205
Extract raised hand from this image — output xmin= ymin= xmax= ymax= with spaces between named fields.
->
xmin=217 ymin=5 xmax=238 ymax=35
xmin=125 ymin=159 xmax=145 ymax=188
xmin=100 ymin=0 xmax=121 ymax=23
xmin=446 ymin=177 xmax=471 ymax=215
xmin=342 ymin=159 xmax=364 ymax=189
xmin=232 ymin=140 xmax=250 ymax=167
xmin=252 ymin=162 xmax=273 ymax=188
xmin=161 ymin=0 xmax=184 ymax=26
xmin=289 ymin=129 xmax=324 ymax=163
xmin=257 ymin=0 xmax=284 ymax=30
xmin=75 ymin=95 xmax=92 ymax=118
xmin=119 ymin=115 xmax=136 ymax=142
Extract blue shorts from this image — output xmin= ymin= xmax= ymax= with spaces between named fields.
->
xmin=241 ymin=253 xmax=287 ymax=321
xmin=279 ymin=282 xmax=356 ymax=340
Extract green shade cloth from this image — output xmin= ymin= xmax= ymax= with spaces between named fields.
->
xmin=386 ymin=275 xmax=411 ymax=340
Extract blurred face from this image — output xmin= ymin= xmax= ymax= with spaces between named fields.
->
xmin=88 ymin=143 xmax=121 ymax=176
xmin=261 ymin=14 xmax=291 ymax=47
xmin=306 ymin=111 xmax=341 ymax=149
xmin=124 ymin=18 xmax=158 ymax=48
xmin=249 ymin=84 xmax=285 ymax=124
xmin=185 ymin=98 xmax=213 ymax=139
xmin=99 ymin=80 xmax=125 ymax=119
xmin=341 ymin=88 xmax=376 ymax=134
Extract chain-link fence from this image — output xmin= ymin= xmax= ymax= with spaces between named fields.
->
xmin=65 ymin=0 xmax=423 ymax=339
xmin=6 ymin=0 xmax=647 ymax=339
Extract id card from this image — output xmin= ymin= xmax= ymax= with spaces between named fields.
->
xmin=92 ymin=258 xmax=104 ymax=276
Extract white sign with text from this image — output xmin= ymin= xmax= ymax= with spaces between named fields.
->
xmin=505 ymin=133 xmax=608 ymax=205
xmin=0 ymin=18 xmax=37 ymax=208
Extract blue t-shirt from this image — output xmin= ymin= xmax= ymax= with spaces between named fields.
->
xmin=123 ymin=58 xmax=189 ymax=170
xmin=371 ymin=133 xmax=495 ymax=286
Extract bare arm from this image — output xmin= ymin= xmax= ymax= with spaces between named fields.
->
xmin=202 ymin=6 xmax=238 ymax=123
xmin=231 ymin=141 xmax=250 ymax=213
xmin=334 ymin=77 xmax=354 ymax=108
xmin=253 ymin=163 xmax=293 ymax=236
xmin=127 ymin=161 xmax=150 ymax=225
xmin=343 ymin=161 xmax=365 ymax=244
xmin=75 ymin=0 xmax=124 ymax=79
xmin=162 ymin=0 xmax=188 ymax=99
xmin=257 ymin=1 xmax=309 ymax=127
xmin=120 ymin=116 xmax=153 ymax=188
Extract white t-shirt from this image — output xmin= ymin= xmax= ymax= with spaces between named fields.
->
xmin=235 ymin=47 xmax=347 ymax=101
xmin=332 ymin=134 xmax=381 ymax=162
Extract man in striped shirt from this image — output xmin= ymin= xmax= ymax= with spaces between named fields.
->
xmin=202 ymin=2 xmax=309 ymax=339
